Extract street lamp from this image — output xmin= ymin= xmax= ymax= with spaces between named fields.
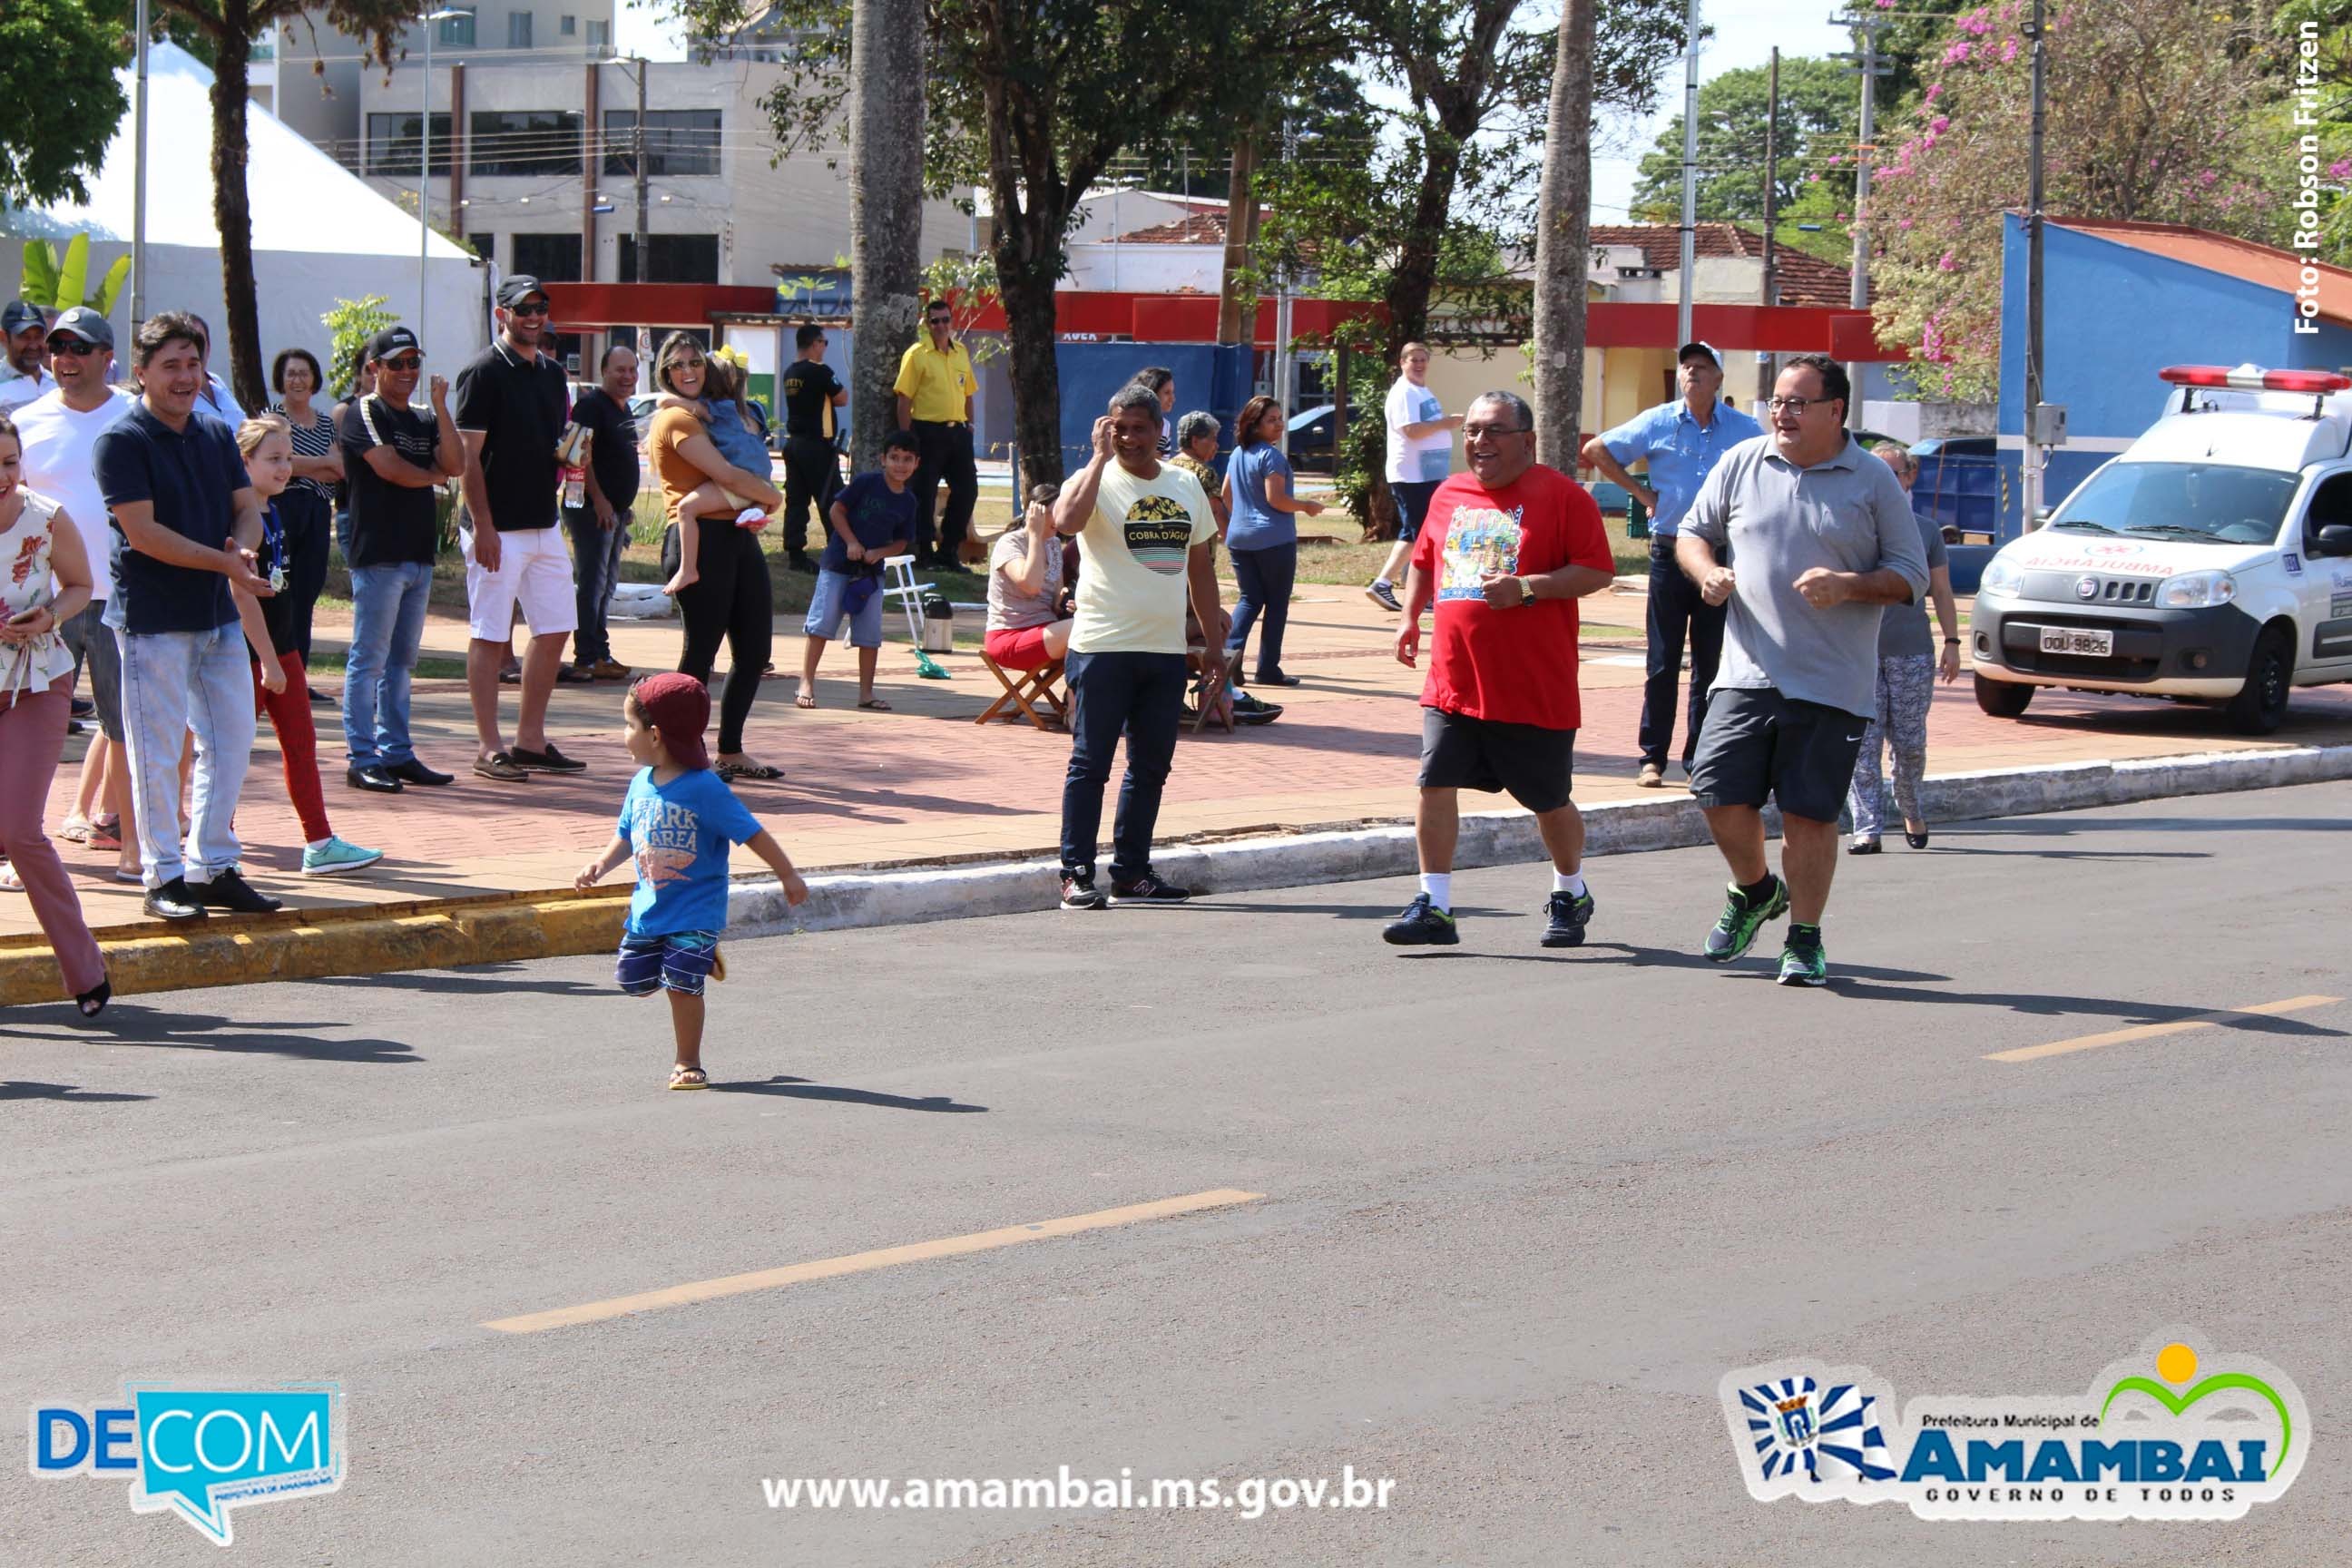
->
xmin=418 ymin=7 xmax=466 ymax=367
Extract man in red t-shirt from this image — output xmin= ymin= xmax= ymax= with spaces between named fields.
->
xmin=1387 ymin=391 xmax=1618 ymax=949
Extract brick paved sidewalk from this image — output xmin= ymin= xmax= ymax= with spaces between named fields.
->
xmin=13 ymin=579 xmax=2350 ymax=938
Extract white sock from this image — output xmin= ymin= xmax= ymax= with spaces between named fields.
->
xmin=1553 ymin=869 xmax=1586 ymax=897
xmin=307 ymin=837 xmax=332 ymax=851
xmin=1418 ymin=871 xmax=1452 ymax=911
xmin=1373 ymin=577 xmax=1392 ymax=591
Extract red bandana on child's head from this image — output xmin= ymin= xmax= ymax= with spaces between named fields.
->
xmin=632 ymin=672 xmax=711 ymax=770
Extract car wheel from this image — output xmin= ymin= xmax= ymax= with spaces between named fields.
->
xmin=1974 ymin=671 xmax=2034 ymax=717
xmin=2223 ymin=625 xmax=2293 ymax=736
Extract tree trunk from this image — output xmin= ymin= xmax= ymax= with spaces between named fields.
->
xmin=1216 ymin=136 xmax=1257 ymax=346
xmin=1532 ymin=0 xmax=1596 ymax=470
xmin=848 ymin=0 xmax=926 ymax=475
xmin=995 ymin=207 xmax=1066 ymax=490
xmin=207 ymin=20 xmax=266 ymax=413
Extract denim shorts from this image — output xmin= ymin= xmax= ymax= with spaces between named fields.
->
xmin=616 ymin=928 xmax=721 ymax=996
xmin=802 ymin=567 xmax=884 ymax=649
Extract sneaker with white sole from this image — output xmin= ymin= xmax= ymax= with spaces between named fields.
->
xmin=301 ymin=837 xmax=386 ymax=876
xmin=1365 ymin=580 xmax=1403 ymax=612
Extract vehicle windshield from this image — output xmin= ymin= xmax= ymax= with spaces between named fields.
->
xmin=2051 ymin=462 xmax=2299 ymax=546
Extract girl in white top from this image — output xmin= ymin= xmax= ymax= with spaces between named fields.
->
xmin=0 ymin=414 xmax=111 ymax=1014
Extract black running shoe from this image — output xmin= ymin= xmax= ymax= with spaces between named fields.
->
xmin=1382 ymin=892 xmax=1459 ymax=946
xmin=1108 ymin=871 xmax=1191 ymax=906
xmin=187 ymin=867 xmax=284 ymax=915
xmin=1541 ymin=887 xmax=1595 ymax=948
xmin=1060 ymin=871 xmax=1105 ymax=910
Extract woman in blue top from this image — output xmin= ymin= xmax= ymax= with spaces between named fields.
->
xmin=1220 ymin=396 xmax=1324 ymax=689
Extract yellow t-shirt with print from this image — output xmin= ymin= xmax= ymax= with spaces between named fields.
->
xmin=1069 ymin=461 xmax=1215 ymax=656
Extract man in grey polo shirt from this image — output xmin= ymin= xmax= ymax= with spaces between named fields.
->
xmin=1674 ymin=354 xmax=1928 ymax=986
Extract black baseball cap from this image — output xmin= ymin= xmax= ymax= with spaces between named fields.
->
xmin=496 ymin=275 xmax=549 ymax=308
xmin=366 ymin=326 xmax=422 ymax=364
xmin=2 ymin=300 xmax=44 ymax=336
xmin=1677 ymin=340 xmax=1722 ymax=368
xmin=47 ymin=307 xmax=113 ymax=350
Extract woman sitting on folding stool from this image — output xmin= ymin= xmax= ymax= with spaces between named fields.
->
xmin=985 ymin=484 xmax=1071 ymax=671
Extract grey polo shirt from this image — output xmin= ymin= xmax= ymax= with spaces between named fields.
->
xmin=1682 ymin=434 xmax=1931 ymax=720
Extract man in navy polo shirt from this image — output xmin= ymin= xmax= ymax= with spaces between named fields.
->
xmin=1583 ymin=341 xmax=1763 ymax=787
xmin=93 ymin=311 xmax=283 ymax=920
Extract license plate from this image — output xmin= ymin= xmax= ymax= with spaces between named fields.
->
xmin=2039 ymin=626 xmax=2114 ymax=657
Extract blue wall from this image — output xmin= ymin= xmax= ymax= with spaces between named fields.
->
xmin=1994 ymin=215 xmax=2352 ymax=533
xmin=1049 ymin=343 xmax=1256 ymax=476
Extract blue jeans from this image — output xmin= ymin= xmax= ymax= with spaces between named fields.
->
xmin=1059 ymin=650 xmax=1188 ymax=882
xmin=344 ymin=560 xmax=435 ymax=769
xmin=115 ymin=622 xmax=256 ymax=888
xmin=564 ymin=504 xmax=630 ymax=665
xmin=1225 ymin=542 xmax=1297 ymax=681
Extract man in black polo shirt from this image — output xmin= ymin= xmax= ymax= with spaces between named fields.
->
xmin=564 ymin=342 xmax=641 ymax=681
xmin=777 ymin=321 xmax=847 ymax=574
xmin=453 ymin=274 xmax=584 ymax=782
xmin=339 ymin=325 xmax=464 ymax=792
xmin=93 ymin=310 xmax=282 ymax=920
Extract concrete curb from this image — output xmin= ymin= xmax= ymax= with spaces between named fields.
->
xmin=5 ymin=743 xmax=2347 ymax=1006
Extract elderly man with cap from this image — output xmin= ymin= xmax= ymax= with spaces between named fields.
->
xmin=453 ymin=274 xmax=586 ymax=782
xmin=15 ymin=308 xmax=138 ymax=873
xmin=1583 ymin=341 xmax=1762 ymax=788
xmin=338 ymin=324 xmax=463 ymax=792
xmin=0 ymin=299 xmax=54 ymax=414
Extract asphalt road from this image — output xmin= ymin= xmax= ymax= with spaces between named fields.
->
xmin=5 ymin=781 xmax=2350 ymax=1566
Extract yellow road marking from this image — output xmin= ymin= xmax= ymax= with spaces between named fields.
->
xmin=482 ymin=1187 xmax=1266 ymax=1334
xmin=1984 ymin=995 xmax=2342 ymax=1063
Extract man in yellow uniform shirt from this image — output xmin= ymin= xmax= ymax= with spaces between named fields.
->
xmin=893 ymin=299 xmax=979 ymax=569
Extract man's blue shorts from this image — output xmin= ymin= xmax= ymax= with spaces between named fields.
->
xmin=616 ymin=928 xmax=720 ymax=996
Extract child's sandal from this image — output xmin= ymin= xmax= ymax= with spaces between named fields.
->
xmin=669 ymin=1065 xmax=709 ymax=1091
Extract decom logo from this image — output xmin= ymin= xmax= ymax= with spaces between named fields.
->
xmin=1720 ymin=1331 xmax=2308 ymax=1522
xmin=29 ymin=1384 xmax=347 ymax=1545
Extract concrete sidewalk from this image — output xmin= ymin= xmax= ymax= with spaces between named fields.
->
xmin=13 ymin=576 xmax=2352 ymax=943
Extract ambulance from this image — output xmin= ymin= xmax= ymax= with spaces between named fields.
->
xmin=1969 ymin=364 xmax=2352 ymax=734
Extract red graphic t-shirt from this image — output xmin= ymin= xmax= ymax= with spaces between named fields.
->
xmin=1407 ymin=464 xmax=1612 ymax=730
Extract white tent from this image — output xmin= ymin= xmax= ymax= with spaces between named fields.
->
xmin=1 ymin=43 xmax=484 ymax=386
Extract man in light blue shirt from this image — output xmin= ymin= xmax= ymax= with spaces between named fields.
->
xmin=1583 ymin=341 xmax=1762 ymax=786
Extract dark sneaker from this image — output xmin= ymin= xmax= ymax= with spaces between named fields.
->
xmin=555 ymin=663 xmax=598 ymax=685
xmin=1060 ymin=871 xmax=1105 ymax=910
xmin=1778 ymin=929 xmax=1829 ymax=987
xmin=187 ymin=867 xmax=284 ymax=915
xmin=1382 ymin=892 xmax=1459 ymax=946
xmin=510 ymin=744 xmax=586 ymax=774
xmin=1109 ymin=871 xmax=1191 ymax=906
xmin=346 ymin=764 xmax=405 ymax=794
xmin=1364 ymin=580 xmax=1403 ymax=612
xmin=387 ymin=758 xmax=456 ymax=787
xmin=1541 ymin=887 xmax=1595 ymax=948
xmin=142 ymin=877 xmax=207 ymax=921
xmin=1703 ymin=877 xmax=1789 ymax=963
xmin=1230 ymin=690 xmax=1283 ymax=726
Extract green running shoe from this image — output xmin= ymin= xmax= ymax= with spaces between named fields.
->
xmin=1703 ymin=877 xmax=1788 ymax=962
xmin=1777 ymin=927 xmax=1829 ymax=987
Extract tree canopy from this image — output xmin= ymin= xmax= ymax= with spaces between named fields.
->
xmin=1627 ymin=56 xmax=1859 ymax=263
xmin=0 ymin=0 xmax=130 ymax=209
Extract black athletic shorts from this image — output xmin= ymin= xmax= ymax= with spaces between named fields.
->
xmin=1687 ymin=686 xmax=1868 ymax=823
xmin=1418 ymin=707 xmax=1576 ymax=813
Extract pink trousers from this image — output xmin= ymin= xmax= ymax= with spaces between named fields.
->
xmin=0 ymin=675 xmax=106 ymax=998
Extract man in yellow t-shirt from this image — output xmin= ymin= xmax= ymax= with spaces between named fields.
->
xmin=893 ymin=299 xmax=979 ymax=569
xmin=1048 ymin=383 xmax=1223 ymax=910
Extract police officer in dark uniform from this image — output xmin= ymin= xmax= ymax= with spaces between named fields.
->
xmin=777 ymin=322 xmax=848 ymax=575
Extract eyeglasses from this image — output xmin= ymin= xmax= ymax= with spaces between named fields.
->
xmin=379 ymin=356 xmax=423 ymax=372
xmin=508 ymin=301 xmax=551 ymax=317
xmin=926 ymin=314 xmax=952 ymax=325
xmin=1461 ymin=424 xmax=1531 ymax=440
xmin=1767 ymin=396 xmax=1835 ymax=414
xmin=46 ymin=339 xmax=103 ymax=358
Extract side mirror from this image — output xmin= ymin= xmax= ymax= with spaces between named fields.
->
xmin=2028 ymin=506 xmax=2053 ymax=532
xmin=2318 ymin=524 xmax=2352 ymax=557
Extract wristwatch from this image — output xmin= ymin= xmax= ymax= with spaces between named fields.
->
xmin=1517 ymin=576 xmax=1536 ymax=606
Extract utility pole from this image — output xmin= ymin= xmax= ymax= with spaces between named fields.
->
xmin=132 ymin=0 xmax=149 ymax=325
xmin=1676 ymin=0 xmax=1700 ymax=348
xmin=2024 ymin=0 xmax=2048 ymax=530
xmin=1759 ymin=46 xmax=1779 ymax=403
xmin=1832 ymin=12 xmax=1891 ymax=430
xmin=633 ymin=56 xmax=651 ymax=285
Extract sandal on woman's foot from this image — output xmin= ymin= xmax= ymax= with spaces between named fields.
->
xmin=60 ymin=815 xmax=95 ymax=844
xmin=794 ymin=691 xmax=818 ymax=710
xmin=0 ymin=864 xmax=20 ymax=892
xmin=717 ymin=760 xmax=784 ymax=782
xmin=856 ymin=697 xmax=892 ymax=711
xmin=75 ymin=978 xmax=111 ymax=1019
xmin=669 ymin=1065 xmax=709 ymax=1091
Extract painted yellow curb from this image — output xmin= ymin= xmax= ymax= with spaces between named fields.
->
xmin=0 ymin=887 xmax=632 ymax=1008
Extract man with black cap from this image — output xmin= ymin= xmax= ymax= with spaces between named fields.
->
xmin=1583 ymin=341 xmax=1762 ymax=789
xmin=0 ymin=299 xmax=54 ymax=413
xmin=453 ymin=274 xmax=585 ymax=782
xmin=339 ymin=324 xmax=464 ymax=792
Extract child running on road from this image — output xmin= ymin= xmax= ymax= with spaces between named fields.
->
xmin=575 ymin=672 xmax=809 ymax=1089
xmin=230 ymin=416 xmax=384 ymax=875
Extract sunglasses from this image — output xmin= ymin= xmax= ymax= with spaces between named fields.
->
xmin=926 ymin=314 xmax=952 ymax=324
xmin=379 ymin=356 xmax=424 ymax=372
xmin=46 ymin=338 xmax=103 ymax=358
xmin=507 ymin=301 xmax=551 ymax=317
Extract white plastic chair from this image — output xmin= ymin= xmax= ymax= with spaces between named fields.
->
xmin=880 ymin=554 xmax=934 ymax=646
